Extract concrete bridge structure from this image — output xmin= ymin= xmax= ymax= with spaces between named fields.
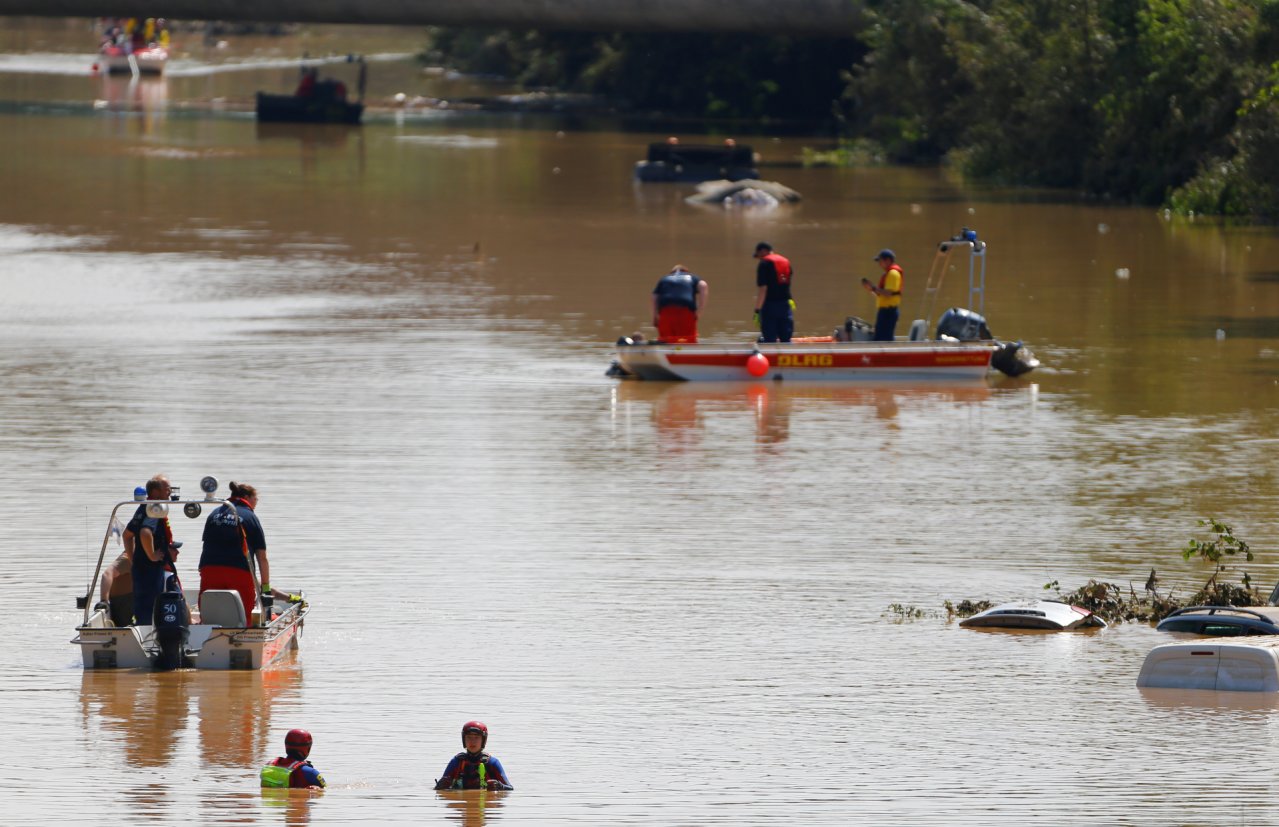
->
xmin=0 ymin=0 xmax=862 ymax=36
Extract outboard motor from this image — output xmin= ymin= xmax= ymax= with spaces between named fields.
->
xmin=151 ymin=590 xmax=191 ymax=670
xmin=936 ymin=307 xmax=993 ymax=341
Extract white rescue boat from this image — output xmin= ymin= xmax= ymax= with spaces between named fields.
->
xmin=72 ymin=476 xmax=308 ymax=670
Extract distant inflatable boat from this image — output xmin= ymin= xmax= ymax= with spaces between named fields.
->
xmin=256 ymin=92 xmax=363 ymax=124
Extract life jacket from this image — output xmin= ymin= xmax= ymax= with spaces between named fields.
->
xmin=761 ymin=252 xmax=792 ymax=285
xmin=260 ymin=757 xmax=306 ymax=788
xmin=654 ymin=272 xmax=701 ymax=312
xmin=878 ymin=264 xmax=903 ymax=308
xmin=445 ymin=752 xmax=493 ymax=789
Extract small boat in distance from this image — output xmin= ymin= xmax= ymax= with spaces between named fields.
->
xmin=959 ymin=600 xmax=1107 ymax=631
xmin=72 ymin=476 xmax=308 ymax=670
xmin=96 ymin=17 xmax=169 ymax=76
xmin=634 ymin=139 xmax=758 ymax=182
xmin=609 ymin=231 xmax=1039 ymax=381
xmin=256 ymin=59 xmax=366 ymax=124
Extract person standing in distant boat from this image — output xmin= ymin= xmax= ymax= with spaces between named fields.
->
xmin=753 ymin=241 xmax=794 ymax=343
xmin=199 ymin=481 xmax=271 ymax=622
xmin=434 ymin=721 xmax=514 ymax=791
xmin=652 ymin=265 xmax=708 ymax=344
xmin=123 ymin=475 xmax=181 ymax=626
xmin=862 ymin=248 xmax=903 ymax=341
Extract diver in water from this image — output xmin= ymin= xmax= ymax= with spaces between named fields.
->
xmin=261 ymin=729 xmax=326 ymax=789
xmin=434 ymin=721 xmax=513 ymax=791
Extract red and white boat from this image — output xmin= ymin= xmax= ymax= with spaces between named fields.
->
xmin=612 ymin=339 xmax=1012 ymax=382
xmin=610 ymin=231 xmax=1038 ymax=382
xmin=98 ymin=44 xmax=168 ymax=76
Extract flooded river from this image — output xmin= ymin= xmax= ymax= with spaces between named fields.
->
xmin=4 ymin=19 xmax=1279 ymax=825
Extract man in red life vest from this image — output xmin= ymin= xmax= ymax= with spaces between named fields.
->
xmin=752 ymin=242 xmax=794 ymax=343
xmin=651 ymin=265 xmax=708 ymax=343
xmin=862 ymin=248 xmax=903 ymax=341
xmin=261 ymin=729 xmax=326 ymax=789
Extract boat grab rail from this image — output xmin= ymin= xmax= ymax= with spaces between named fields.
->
xmin=80 ymin=497 xmax=265 ymax=627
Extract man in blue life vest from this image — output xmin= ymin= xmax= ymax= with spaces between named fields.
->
xmin=752 ymin=241 xmax=794 ymax=343
xmin=434 ymin=721 xmax=514 ymax=791
xmin=651 ymin=264 xmax=709 ymax=343
xmin=862 ymin=248 xmax=904 ymax=341
xmin=261 ymin=729 xmax=326 ymax=789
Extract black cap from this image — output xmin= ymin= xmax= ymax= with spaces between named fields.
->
xmin=874 ymin=249 xmax=895 ymax=261
xmin=172 ymin=540 xmax=183 ymax=549
xmin=754 ymin=242 xmax=772 ymax=254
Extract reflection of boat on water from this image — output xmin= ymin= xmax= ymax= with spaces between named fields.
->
xmin=615 ymin=379 xmax=995 ymax=448
xmin=72 ymin=476 xmax=309 ymax=670
xmin=254 ymin=122 xmax=358 ymax=145
xmin=80 ymin=665 xmax=301 ymax=768
xmin=610 ymin=231 xmax=1039 ymax=381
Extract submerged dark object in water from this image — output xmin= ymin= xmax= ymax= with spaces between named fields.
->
xmin=256 ymin=92 xmax=363 ymax=124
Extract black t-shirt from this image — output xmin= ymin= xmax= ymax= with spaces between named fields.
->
xmin=127 ymin=505 xmax=172 ymax=581
xmin=199 ymin=501 xmax=266 ymax=571
xmin=756 ymin=254 xmax=793 ymax=305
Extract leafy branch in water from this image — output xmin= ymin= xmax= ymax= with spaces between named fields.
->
xmin=952 ymin=519 xmax=1262 ymax=625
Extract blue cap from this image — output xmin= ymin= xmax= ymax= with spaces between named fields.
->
xmin=133 ymin=486 xmax=147 ymax=501
xmin=874 ymin=249 xmax=895 ymax=261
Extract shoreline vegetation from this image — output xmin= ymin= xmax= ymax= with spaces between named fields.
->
xmin=419 ymin=1 xmax=1279 ymax=219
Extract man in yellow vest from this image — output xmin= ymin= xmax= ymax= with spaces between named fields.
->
xmin=862 ymin=249 xmax=903 ymax=341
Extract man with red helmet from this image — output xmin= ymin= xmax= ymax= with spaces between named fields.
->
xmin=261 ymin=729 xmax=326 ymax=789
xmin=433 ymin=721 xmax=513 ymax=791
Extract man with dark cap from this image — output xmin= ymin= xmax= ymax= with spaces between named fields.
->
xmin=862 ymin=249 xmax=903 ymax=341
xmin=752 ymin=242 xmax=793 ymax=343
xmin=651 ymin=264 xmax=708 ymax=343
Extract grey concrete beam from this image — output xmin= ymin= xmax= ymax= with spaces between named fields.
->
xmin=0 ymin=0 xmax=863 ymax=37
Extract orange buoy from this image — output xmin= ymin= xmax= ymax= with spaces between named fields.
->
xmin=746 ymin=352 xmax=769 ymax=377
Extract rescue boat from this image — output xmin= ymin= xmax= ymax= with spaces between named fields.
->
xmin=609 ymin=231 xmax=1039 ymax=382
xmin=98 ymin=44 xmax=169 ymax=76
xmin=71 ymin=476 xmax=308 ymax=670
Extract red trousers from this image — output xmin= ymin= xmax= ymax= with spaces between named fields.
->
xmin=199 ymin=565 xmax=255 ymax=621
xmin=657 ymin=306 xmax=698 ymax=343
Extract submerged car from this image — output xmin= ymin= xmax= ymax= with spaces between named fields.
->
xmin=1156 ymin=605 xmax=1279 ymax=637
xmin=958 ymin=600 xmax=1107 ymax=631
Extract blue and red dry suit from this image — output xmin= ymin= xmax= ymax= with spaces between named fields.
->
xmin=434 ymin=752 xmax=513 ymax=790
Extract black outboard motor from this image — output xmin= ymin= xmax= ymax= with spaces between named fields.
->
xmin=152 ymin=590 xmax=191 ymax=670
xmin=936 ymin=307 xmax=993 ymax=341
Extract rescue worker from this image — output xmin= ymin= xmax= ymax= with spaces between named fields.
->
xmin=862 ymin=248 xmax=904 ymax=341
xmin=94 ymin=549 xmax=134 ymax=626
xmin=199 ymin=481 xmax=271 ymax=622
xmin=651 ymin=264 xmax=708 ymax=343
xmin=123 ymin=475 xmax=181 ymax=626
xmin=434 ymin=721 xmax=514 ymax=791
xmin=261 ymin=729 xmax=326 ymax=789
xmin=752 ymin=242 xmax=794 ymax=343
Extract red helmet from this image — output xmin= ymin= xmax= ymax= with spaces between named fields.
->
xmin=285 ymin=728 xmax=313 ymax=757
xmin=461 ymin=720 xmax=488 ymax=749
